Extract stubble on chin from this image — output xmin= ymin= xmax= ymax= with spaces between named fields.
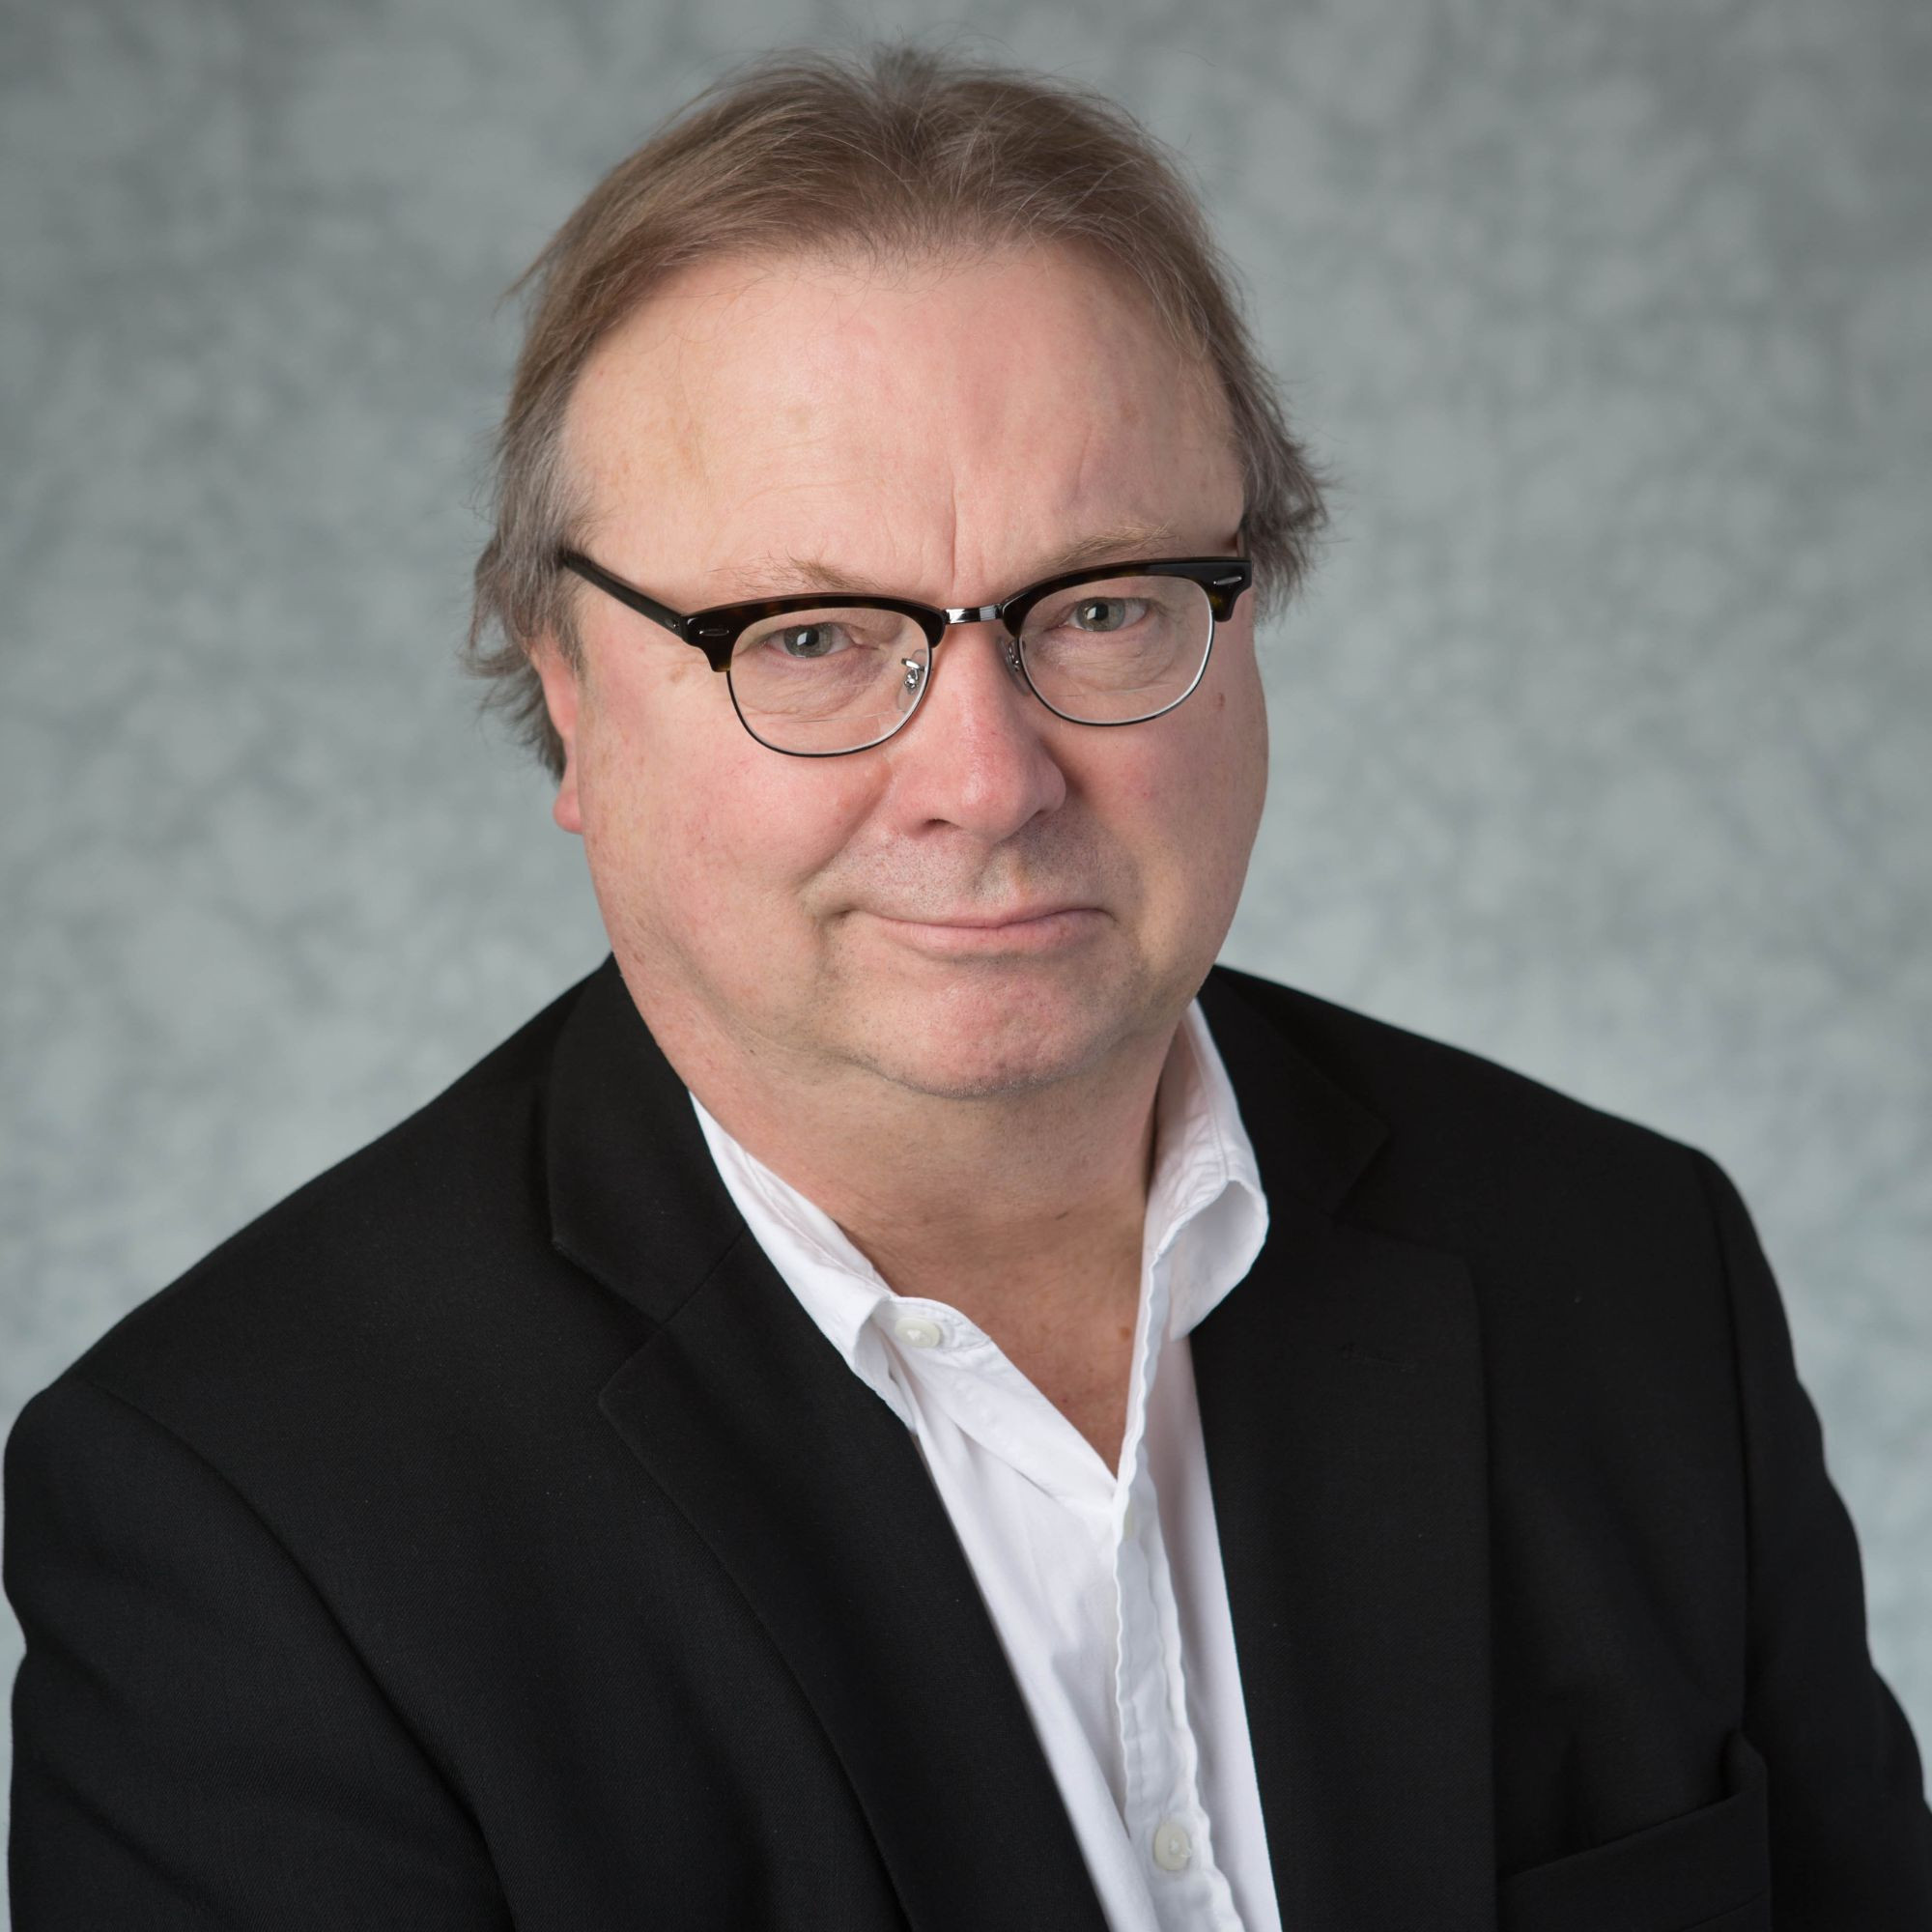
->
xmin=797 ymin=914 xmax=1171 ymax=1102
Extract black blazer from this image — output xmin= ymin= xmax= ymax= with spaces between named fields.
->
xmin=8 ymin=958 xmax=1930 ymax=1930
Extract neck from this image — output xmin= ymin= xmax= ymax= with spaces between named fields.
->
xmin=645 ymin=987 xmax=1177 ymax=1332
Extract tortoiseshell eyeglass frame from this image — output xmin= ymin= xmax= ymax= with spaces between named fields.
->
xmin=554 ymin=547 xmax=1255 ymax=756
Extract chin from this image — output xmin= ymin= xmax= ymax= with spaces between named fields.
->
xmin=830 ymin=969 xmax=1153 ymax=1101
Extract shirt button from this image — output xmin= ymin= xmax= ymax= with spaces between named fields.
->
xmin=1151 ymin=1819 xmax=1192 ymax=1871
xmin=892 ymin=1315 xmax=945 ymax=1350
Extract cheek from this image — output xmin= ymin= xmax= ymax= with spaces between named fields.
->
xmin=1110 ymin=670 xmax=1267 ymax=918
xmin=1197 ymin=637 xmax=1268 ymax=812
xmin=1138 ymin=678 xmax=1265 ymax=829
xmin=579 ymin=686 xmax=881 ymax=943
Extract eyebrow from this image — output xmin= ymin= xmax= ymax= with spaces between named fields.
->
xmin=701 ymin=520 xmax=1193 ymax=601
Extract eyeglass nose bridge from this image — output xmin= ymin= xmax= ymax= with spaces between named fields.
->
xmin=906 ymin=605 xmax=1028 ymax=703
xmin=890 ymin=603 xmax=1027 ymax=723
xmin=912 ymin=603 xmax=1036 ymax=688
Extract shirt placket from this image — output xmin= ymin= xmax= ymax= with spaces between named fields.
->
xmin=688 ymin=1007 xmax=1274 ymax=1932
xmin=1113 ymin=1243 xmax=1247 ymax=1931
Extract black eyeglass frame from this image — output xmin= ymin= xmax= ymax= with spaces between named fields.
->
xmin=555 ymin=546 xmax=1255 ymax=755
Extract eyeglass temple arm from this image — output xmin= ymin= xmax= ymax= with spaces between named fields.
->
xmin=557 ymin=550 xmax=690 ymax=639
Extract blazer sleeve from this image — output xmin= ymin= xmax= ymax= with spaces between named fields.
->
xmin=5 ymin=1374 xmax=512 ymax=1930
xmin=1690 ymin=1149 xmax=1932 ymax=1924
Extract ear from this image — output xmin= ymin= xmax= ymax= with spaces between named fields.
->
xmin=531 ymin=636 xmax=585 ymax=835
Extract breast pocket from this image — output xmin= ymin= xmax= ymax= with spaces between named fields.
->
xmin=1498 ymin=1730 xmax=1770 ymax=1932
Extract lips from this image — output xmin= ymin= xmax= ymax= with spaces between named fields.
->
xmin=858 ymin=904 xmax=1105 ymax=955
xmin=898 ymin=905 xmax=1090 ymax=928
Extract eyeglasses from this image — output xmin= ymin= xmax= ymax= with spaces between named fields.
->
xmin=555 ymin=548 xmax=1254 ymax=757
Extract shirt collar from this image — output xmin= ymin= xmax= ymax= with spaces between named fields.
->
xmin=1147 ymin=998 xmax=1268 ymax=1337
xmin=690 ymin=997 xmax=1267 ymax=1363
xmin=691 ymin=1094 xmax=892 ymax=1369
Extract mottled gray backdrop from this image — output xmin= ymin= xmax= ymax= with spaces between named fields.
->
xmin=4 ymin=0 xmax=1929 ymax=1881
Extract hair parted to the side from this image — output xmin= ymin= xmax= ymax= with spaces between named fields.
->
xmin=464 ymin=40 xmax=1330 ymax=778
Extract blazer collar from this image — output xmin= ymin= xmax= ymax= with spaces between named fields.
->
xmin=546 ymin=956 xmax=1495 ymax=1932
xmin=543 ymin=954 xmax=745 ymax=1326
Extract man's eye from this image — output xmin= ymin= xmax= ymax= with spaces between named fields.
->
xmin=777 ymin=624 xmax=850 ymax=659
xmin=1064 ymin=597 xmax=1148 ymax=635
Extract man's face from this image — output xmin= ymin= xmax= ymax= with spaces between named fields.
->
xmin=538 ymin=242 xmax=1266 ymax=1102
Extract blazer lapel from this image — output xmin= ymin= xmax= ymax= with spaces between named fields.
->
xmin=546 ymin=958 xmax=1113 ymax=1932
xmin=1195 ymin=972 xmax=1495 ymax=1931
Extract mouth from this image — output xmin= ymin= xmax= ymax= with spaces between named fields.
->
xmin=861 ymin=905 xmax=1105 ymax=955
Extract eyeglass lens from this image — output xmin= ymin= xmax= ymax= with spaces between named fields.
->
xmin=725 ymin=574 xmax=1215 ymax=754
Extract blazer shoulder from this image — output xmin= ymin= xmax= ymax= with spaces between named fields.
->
xmin=1203 ymin=961 xmax=1711 ymax=1236
xmin=1212 ymin=961 xmax=1684 ymax=1129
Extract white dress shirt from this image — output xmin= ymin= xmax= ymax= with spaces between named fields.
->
xmin=691 ymin=1000 xmax=1281 ymax=1932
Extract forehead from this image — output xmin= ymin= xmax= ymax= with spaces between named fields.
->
xmin=564 ymin=242 xmax=1240 ymax=600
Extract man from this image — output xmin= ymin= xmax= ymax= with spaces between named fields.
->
xmin=8 ymin=43 xmax=1929 ymax=1932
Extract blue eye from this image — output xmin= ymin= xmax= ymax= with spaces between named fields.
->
xmin=778 ymin=624 xmax=849 ymax=659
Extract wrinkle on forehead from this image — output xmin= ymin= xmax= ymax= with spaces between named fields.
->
xmin=701 ymin=517 xmax=1197 ymax=601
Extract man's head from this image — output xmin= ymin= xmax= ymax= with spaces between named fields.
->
xmin=466 ymin=44 xmax=1327 ymax=1107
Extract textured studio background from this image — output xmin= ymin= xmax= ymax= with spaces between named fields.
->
xmin=4 ymin=0 xmax=1929 ymax=1876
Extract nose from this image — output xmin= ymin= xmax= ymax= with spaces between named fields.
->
xmin=880 ymin=620 xmax=1068 ymax=840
